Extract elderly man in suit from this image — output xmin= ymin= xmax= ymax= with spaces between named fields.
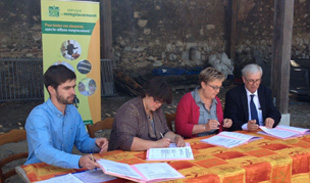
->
xmin=224 ymin=64 xmax=281 ymax=131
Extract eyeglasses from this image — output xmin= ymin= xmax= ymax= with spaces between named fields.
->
xmin=207 ymin=83 xmax=223 ymax=91
xmin=244 ymin=77 xmax=261 ymax=84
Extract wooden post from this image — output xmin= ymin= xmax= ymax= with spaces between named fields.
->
xmin=271 ymin=0 xmax=294 ymax=114
xmin=226 ymin=0 xmax=238 ymax=61
xmin=230 ymin=0 xmax=238 ymax=62
xmin=100 ymin=0 xmax=113 ymax=59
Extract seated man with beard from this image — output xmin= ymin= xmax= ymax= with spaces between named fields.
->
xmin=25 ymin=63 xmax=108 ymax=169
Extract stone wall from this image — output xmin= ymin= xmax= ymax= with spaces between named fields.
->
xmin=234 ymin=0 xmax=310 ymax=73
xmin=0 ymin=0 xmax=309 ymax=77
xmin=291 ymin=0 xmax=310 ymax=59
xmin=0 ymin=0 xmax=42 ymax=58
xmin=111 ymin=0 xmax=226 ymax=76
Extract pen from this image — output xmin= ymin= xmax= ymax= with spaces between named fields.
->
xmin=90 ymin=153 xmax=95 ymax=161
xmin=160 ymin=132 xmax=164 ymax=139
xmin=90 ymin=153 xmax=97 ymax=171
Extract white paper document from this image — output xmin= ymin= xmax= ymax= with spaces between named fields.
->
xmin=146 ymin=143 xmax=194 ymax=161
xmin=35 ymin=173 xmax=83 ymax=183
xmin=133 ymin=162 xmax=184 ymax=180
xmin=97 ymin=159 xmax=184 ymax=183
xmin=98 ymin=159 xmax=142 ymax=180
xmin=201 ymin=131 xmax=262 ymax=148
xmin=169 ymin=143 xmax=179 ymax=148
xmin=73 ymin=169 xmax=116 ymax=183
xmin=259 ymin=125 xmax=310 ymax=139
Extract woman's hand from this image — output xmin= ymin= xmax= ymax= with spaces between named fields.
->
xmin=175 ymin=135 xmax=185 ymax=147
xmin=156 ymin=138 xmax=170 ymax=148
xmin=205 ymin=119 xmax=220 ymax=131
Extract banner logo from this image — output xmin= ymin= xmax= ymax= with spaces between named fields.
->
xmin=48 ymin=5 xmax=60 ymax=17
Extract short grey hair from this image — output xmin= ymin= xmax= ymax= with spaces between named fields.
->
xmin=242 ymin=64 xmax=263 ymax=77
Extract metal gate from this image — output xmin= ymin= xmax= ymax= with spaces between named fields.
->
xmin=0 ymin=59 xmax=115 ymax=102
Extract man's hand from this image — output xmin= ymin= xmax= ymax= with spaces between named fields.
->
xmin=156 ymin=138 xmax=170 ymax=148
xmin=79 ymin=154 xmax=99 ymax=170
xmin=247 ymin=120 xmax=259 ymax=131
xmin=175 ymin=135 xmax=185 ymax=147
xmin=223 ymin=118 xmax=233 ymax=128
xmin=265 ymin=118 xmax=275 ymax=129
xmin=95 ymin=138 xmax=109 ymax=154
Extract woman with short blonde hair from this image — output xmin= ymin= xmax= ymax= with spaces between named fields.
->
xmin=175 ymin=67 xmax=232 ymax=138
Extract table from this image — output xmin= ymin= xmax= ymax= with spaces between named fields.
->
xmin=16 ymin=131 xmax=310 ymax=183
xmin=15 ymin=166 xmax=31 ymax=183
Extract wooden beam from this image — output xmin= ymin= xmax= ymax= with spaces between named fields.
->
xmin=225 ymin=0 xmax=238 ymax=61
xmin=271 ymin=0 xmax=294 ymax=113
xmin=100 ymin=0 xmax=113 ymax=59
xmin=230 ymin=0 xmax=238 ymax=61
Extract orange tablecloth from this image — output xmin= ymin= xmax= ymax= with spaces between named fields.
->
xmin=21 ymin=131 xmax=310 ymax=183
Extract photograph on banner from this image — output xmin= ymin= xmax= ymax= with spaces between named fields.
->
xmin=78 ymin=78 xmax=97 ymax=96
xmin=77 ymin=59 xmax=92 ymax=74
xmin=60 ymin=40 xmax=81 ymax=60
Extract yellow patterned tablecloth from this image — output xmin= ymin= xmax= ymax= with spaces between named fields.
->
xmin=21 ymin=131 xmax=310 ymax=183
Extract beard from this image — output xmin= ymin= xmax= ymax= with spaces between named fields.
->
xmin=56 ymin=93 xmax=75 ymax=104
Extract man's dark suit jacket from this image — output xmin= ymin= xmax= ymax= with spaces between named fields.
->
xmin=224 ymin=84 xmax=281 ymax=131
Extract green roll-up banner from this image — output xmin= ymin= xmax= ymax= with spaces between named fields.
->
xmin=41 ymin=0 xmax=101 ymax=125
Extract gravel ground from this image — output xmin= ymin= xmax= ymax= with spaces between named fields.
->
xmin=0 ymin=83 xmax=309 ymax=183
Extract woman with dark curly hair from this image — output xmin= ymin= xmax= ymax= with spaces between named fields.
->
xmin=109 ymin=77 xmax=185 ymax=151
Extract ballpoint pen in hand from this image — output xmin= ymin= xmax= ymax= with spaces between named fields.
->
xmin=90 ymin=153 xmax=95 ymax=161
xmin=90 ymin=153 xmax=97 ymax=171
xmin=160 ymin=132 xmax=164 ymax=139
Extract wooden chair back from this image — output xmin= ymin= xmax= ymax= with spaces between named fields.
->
xmin=87 ymin=118 xmax=114 ymax=138
xmin=0 ymin=129 xmax=28 ymax=183
xmin=165 ymin=113 xmax=176 ymax=132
